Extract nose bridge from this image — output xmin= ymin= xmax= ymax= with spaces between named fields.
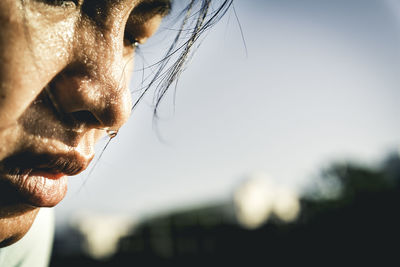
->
xmin=54 ymin=18 xmax=132 ymax=130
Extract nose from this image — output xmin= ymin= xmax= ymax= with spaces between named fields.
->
xmin=49 ymin=21 xmax=133 ymax=131
xmin=50 ymin=66 xmax=132 ymax=130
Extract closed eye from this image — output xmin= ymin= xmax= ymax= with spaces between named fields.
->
xmin=123 ymin=33 xmax=140 ymax=49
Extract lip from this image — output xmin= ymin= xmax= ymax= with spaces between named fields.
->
xmin=0 ymin=151 xmax=93 ymax=207
xmin=0 ymin=172 xmax=69 ymax=207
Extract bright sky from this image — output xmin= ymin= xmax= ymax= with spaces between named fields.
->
xmin=55 ymin=0 xmax=400 ymax=226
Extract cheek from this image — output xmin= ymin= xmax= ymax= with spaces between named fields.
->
xmin=0 ymin=11 xmax=76 ymax=129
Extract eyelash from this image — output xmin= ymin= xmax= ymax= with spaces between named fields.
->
xmin=124 ymin=33 xmax=140 ymax=49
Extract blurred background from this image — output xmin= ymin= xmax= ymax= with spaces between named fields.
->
xmin=51 ymin=0 xmax=400 ymax=266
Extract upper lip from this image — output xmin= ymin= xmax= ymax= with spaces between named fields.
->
xmin=0 ymin=150 xmax=93 ymax=177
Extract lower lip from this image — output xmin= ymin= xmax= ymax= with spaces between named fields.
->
xmin=3 ymin=173 xmax=68 ymax=207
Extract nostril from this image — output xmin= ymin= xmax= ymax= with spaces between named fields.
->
xmin=71 ymin=110 xmax=101 ymax=127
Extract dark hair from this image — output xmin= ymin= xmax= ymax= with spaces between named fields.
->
xmin=131 ymin=0 xmax=234 ymax=118
xmin=93 ymin=0 xmax=235 ymax=175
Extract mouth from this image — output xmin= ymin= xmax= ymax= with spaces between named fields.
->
xmin=0 ymin=151 xmax=93 ymax=207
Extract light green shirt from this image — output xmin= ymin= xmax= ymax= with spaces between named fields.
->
xmin=0 ymin=208 xmax=54 ymax=267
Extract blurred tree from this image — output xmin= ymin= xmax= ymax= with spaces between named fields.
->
xmin=51 ymin=153 xmax=400 ymax=266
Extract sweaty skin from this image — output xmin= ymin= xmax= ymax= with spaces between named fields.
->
xmin=0 ymin=0 xmax=166 ymax=247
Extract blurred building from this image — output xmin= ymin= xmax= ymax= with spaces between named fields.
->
xmin=51 ymin=152 xmax=400 ymax=266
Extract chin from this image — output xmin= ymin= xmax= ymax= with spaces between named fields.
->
xmin=0 ymin=206 xmax=39 ymax=248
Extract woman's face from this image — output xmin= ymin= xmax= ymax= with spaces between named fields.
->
xmin=0 ymin=0 xmax=169 ymax=246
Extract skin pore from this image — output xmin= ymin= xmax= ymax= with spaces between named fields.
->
xmin=0 ymin=0 xmax=170 ymax=247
